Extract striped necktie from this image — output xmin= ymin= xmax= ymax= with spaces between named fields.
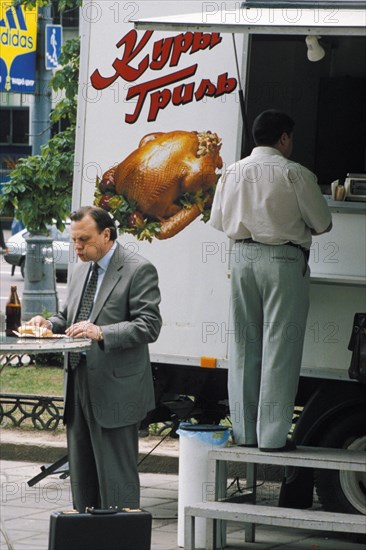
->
xmin=69 ymin=263 xmax=99 ymax=369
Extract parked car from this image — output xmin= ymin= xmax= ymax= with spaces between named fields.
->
xmin=4 ymin=222 xmax=71 ymax=282
xmin=0 ymin=220 xmax=6 ymax=254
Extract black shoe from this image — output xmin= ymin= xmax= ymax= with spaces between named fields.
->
xmin=259 ymin=440 xmax=297 ymax=452
xmin=238 ymin=443 xmax=257 ymax=448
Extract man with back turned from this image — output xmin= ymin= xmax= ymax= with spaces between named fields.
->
xmin=210 ymin=110 xmax=332 ymax=451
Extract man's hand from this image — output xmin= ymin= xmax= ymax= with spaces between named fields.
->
xmin=27 ymin=316 xmax=52 ymax=329
xmin=65 ymin=321 xmax=102 ymax=341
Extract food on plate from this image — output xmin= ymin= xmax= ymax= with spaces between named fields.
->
xmin=17 ymin=325 xmax=54 ymax=338
xmin=94 ymin=130 xmax=222 ymax=241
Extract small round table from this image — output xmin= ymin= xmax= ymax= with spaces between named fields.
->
xmin=0 ymin=335 xmax=91 ymax=373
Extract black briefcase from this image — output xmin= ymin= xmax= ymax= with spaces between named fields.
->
xmin=48 ymin=507 xmax=152 ymax=550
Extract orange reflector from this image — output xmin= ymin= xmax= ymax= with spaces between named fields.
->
xmin=200 ymin=357 xmax=217 ymax=368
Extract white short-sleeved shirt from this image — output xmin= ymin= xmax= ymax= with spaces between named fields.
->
xmin=209 ymin=146 xmax=332 ymax=249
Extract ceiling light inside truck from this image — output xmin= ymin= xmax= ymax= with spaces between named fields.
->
xmin=306 ymin=35 xmax=325 ymax=62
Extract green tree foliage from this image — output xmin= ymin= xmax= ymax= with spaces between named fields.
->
xmin=19 ymin=0 xmax=81 ymax=13
xmin=0 ymin=2 xmax=81 ymax=234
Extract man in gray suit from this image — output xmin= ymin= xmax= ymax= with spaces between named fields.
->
xmin=29 ymin=206 xmax=162 ymax=511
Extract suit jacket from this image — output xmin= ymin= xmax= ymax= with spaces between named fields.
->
xmin=49 ymin=242 xmax=162 ymax=428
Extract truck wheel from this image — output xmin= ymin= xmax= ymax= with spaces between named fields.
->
xmin=314 ymin=411 xmax=366 ymax=514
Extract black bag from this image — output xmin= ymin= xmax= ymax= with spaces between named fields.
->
xmin=48 ymin=507 xmax=152 ymax=550
xmin=348 ymin=313 xmax=366 ymax=384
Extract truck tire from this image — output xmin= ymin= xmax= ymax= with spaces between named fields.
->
xmin=314 ymin=410 xmax=366 ymax=514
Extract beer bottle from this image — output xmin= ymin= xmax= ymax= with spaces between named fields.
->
xmin=5 ymin=285 xmax=21 ymax=336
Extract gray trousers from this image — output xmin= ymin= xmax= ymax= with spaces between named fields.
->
xmin=229 ymin=243 xmax=310 ymax=448
xmin=65 ymin=360 xmax=140 ymax=512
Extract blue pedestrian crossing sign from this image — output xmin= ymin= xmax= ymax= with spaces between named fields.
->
xmin=46 ymin=24 xmax=62 ymax=70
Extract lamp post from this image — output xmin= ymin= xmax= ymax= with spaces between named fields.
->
xmin=30 ymin=4 xmax=52 ymax=154
xmin=22 ymin=4 xmax=58 ymax=320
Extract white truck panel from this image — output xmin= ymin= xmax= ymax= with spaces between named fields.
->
xmin=74 ymin=0 xmax=366 ymax=380
xmin=73 ymin=1 xmax=243 ymax=364
xmin=303 ymin=207 xmax=366 ymax=376
xmin=310 ymin=207 xmax=366 ymax=280
xmin=303 ymin=283 xmax=364 ymax=377
xmin=119 ymin=222 xmax=231 ymax=361
xmin=74 ymin=1 xmax=243 ymax=208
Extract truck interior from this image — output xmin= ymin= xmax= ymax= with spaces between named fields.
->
xmin=245 ymin=34 xmax=366 ymax=193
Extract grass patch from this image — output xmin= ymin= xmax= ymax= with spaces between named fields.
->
xmin=0 ymin=365 xmax=64 ymax=396
xmin=0 ymin=365 xmax=65 ymax=431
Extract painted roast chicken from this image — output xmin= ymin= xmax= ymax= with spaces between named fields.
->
xmin=101 ymin=130 xmax=222 ymax=239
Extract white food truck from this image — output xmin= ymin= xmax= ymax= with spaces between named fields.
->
xmin=73 ymin=0 xmax=366 ymax=514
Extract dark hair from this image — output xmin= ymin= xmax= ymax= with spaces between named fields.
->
xmin=70 ymin=206 xmax=117 ymax=241
xmin=252 ymin=110 xmax=295 ymax=146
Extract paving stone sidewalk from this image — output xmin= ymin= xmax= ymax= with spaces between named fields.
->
xmin=1 ymin=459 xmax=365 ymax=550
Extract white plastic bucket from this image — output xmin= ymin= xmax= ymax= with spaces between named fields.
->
xmin=177 ymin=423 xmax=230 ymax=548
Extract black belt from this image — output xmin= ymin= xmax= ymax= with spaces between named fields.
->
xmin=235 ymin=238 xmax=310 ymax=261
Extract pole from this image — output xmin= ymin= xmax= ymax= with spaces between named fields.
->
xmin=22 ymin=4 xmax=58 ymax=320
xmin=30 ymin=5 xmax=52 ymax=155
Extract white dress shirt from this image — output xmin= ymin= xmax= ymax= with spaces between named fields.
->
xmin=81 ymin=241 xmax=117 ymax=320
xmin=209 ymin=146 xmax=331 ymax=249
xmin=94 ymin=241 xmax=117 ymax=297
